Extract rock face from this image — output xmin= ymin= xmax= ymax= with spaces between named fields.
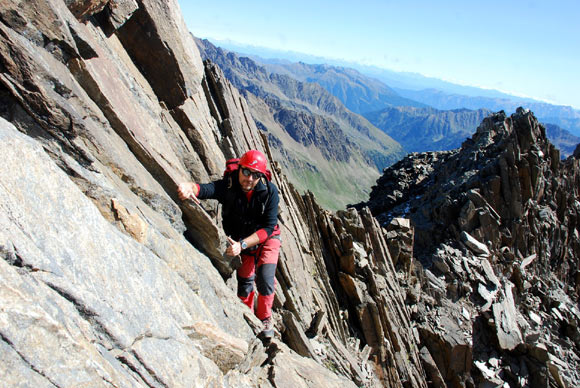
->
xmin=0 ymin=1 xmax=426 ymax=387
xmin=362 ymin=109 xmax=580 ymax=387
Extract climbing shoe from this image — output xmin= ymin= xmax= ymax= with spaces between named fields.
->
xmin=260 ymin=316 xmax=274 ymax=339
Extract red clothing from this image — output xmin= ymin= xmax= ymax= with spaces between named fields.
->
xmin=196 ymin=176 xmax=281 ymax=320
xmin=237 ymin=236 xmax=281 ymax=320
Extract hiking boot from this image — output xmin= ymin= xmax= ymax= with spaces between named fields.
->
xmin=260 ymin=316 xmax=274 ymax=339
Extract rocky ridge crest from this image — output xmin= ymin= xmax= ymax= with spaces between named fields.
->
xmin=362 ymin=108 xmax=580 ymax=387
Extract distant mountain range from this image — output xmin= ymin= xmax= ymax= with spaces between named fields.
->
xmin=210 ymin=39 xmax=580 ymax=141
xmin=253 ymin=58 xmax=580 ymax=157
xmin=396 ymin=88 xmax=580 ymax=137
xmin=207 ymin=40 xmax=528 ymax=100
xmin=363 ymin=107 xmax=492 ymax=153
xmin=260 ymin=62 xmax=425 ymax=114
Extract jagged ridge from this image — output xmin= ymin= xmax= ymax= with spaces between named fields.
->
xmin=361 ymin=108 xmax=580 ymax=387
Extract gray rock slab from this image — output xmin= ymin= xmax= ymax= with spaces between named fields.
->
xmin=492 ymin=283 xmax=523 ymax=351
xmin=0 ymin=120 xmax=225 ymax=385
xmin=460 ymin=231 xmax=490 ymax=256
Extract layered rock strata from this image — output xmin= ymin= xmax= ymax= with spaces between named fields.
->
xmin=363 ymin=109 xmax=580 ymax=387
xmin=0 ymin=0 xmax=426 ymax=386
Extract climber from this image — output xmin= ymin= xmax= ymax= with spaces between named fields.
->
xmin=177 ymin=149 xmax=281 ymax=339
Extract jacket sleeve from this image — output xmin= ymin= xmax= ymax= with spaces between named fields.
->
xmin=256 ymin=182 xmax=279 ymax=239
xmin=197 ymin=178 xmax=228 ymax=202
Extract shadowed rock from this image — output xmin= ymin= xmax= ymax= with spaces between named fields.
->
xmin=362 ymin=109 xmax=580 ymax=387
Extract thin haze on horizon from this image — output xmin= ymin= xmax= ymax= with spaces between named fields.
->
xmin=178 ymin=0 xmax=580 ymax=109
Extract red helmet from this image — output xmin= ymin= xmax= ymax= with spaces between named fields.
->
xmin=239 ymin=150 xmax=268 ymax=174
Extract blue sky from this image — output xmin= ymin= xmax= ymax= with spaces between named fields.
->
xmin=178 ymin=0 xmax=580 ymax=109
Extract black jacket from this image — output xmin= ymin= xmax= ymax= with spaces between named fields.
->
xmin=197 ymin=175 xmax=279 ymax=241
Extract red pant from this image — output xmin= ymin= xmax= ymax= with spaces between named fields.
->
xmin=237 ymin=236 xmax=280 ymax=320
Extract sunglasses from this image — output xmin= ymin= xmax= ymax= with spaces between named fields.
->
xmin=240 ymin=167 xmax=262 ymax=180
